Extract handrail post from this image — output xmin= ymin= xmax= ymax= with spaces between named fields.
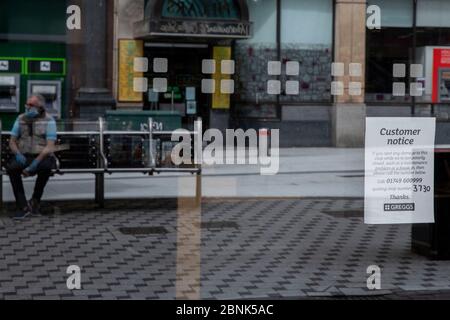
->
xmin=194 ymin=117 xmax=202 ymax=166
xmin=98 ymin=117 xmax=109 ymax=171
xmin=148 ymin=117 xmax=155 ymax=171
xmin=194 ymin=117 xmax=202 ymax=206
xmin=95 ymin=117 xmax=106 ymax=208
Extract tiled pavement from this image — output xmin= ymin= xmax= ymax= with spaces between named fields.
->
xmin=1 ymin=198 xmax=450 ymax=300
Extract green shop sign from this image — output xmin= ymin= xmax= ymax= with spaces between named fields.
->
xmin=25 ymin=58 xmax=66 ymax=76
xmin=0 ymin=57 xmax=24 ymax=74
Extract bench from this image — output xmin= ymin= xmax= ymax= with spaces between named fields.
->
xmin=0 ymin=117 xmax=202 ymax=208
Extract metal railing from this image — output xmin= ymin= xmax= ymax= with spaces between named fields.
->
xmin=0 ymin=117 xmax=203 ymax=208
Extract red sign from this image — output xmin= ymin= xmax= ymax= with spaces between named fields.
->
xmin=441 ymin=50 xmax=450 ymax=64
xmin=433 ymin=49 xmax=450 ymax=102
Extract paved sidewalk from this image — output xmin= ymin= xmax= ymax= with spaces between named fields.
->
xmin=1 ymin=198 xmax=450 ymax=300
xmin=1 ymin=148 xmax=364 ymax=202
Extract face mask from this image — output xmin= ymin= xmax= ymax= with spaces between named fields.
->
xmin=25 ymin=107 xmax=40 ymax=118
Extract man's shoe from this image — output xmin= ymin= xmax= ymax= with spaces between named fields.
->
xmin=28 ymin=199 xmax=42 ymax=216
xmin=13 ymin=206 xmax=32 ymax=221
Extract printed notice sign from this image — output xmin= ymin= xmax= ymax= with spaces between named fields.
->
xmin=365 ymin=117 xmax=436 ymax=224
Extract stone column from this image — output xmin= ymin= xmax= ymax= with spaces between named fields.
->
xmin=332 ymin=0 xmax=367 ymax=147
xmin=73 ymin=0 xmax=116 ymax=119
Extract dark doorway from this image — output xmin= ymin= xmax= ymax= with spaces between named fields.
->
xmin=143 ymin=43 xmax=211 ymax=130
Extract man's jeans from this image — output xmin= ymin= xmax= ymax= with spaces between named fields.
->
xmin=6 ymin=155 xmax=56 ymax=209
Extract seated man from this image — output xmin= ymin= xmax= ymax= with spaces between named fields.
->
xmin=7 ymin=94 xmax=57 ymax=220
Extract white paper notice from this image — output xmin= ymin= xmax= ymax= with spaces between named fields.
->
xmin=365 ymin=117 xmax=436 ymax=225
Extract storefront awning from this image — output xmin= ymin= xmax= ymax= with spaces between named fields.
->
xmin=134 ymin=0 xmax=251 ymax=39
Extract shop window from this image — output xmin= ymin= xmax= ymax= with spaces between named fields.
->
xmin=235 ymin=0 xmax=278 ymax=118
xmin=280 ymin=0 xmax=333 ymax=104
xmin=281 ymin=0 xmax=333 ymax=45
xmin=417 ymin=0 xmax=450 ymax=28
xmin=366 ymin=28 xmax=414 ymax=103
xmin=367 ymin=0 xmax=413 ymax=28
xmin=366 ymin=0 xmax=414 ymax=103
xmin=366 ymin=0 xmax=450 ymax=103
xmin=235 ymin=0 xmax=333 ymax=119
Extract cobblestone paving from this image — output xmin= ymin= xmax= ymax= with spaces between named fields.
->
xmin=0 ymin=198 xmax=449 ymax=300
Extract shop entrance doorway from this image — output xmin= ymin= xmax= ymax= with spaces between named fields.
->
xmin=143 ymin=42 xmax=211 ymax=130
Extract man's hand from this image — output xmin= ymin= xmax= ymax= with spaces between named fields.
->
xmin=23 ymin=159 xmax=40 ymax=177
xmin=15 ymin=153 xmax=27 ymax=167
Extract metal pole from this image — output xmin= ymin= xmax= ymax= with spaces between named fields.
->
xmin=171 ymin=90 xmax=174 ymax=112
xmin=194 ymin=117 xmax=202 ymax=205
xmin=95 ymin=117 xmax=105 ymax=208
xmin=148 ymin=117 xmax=155 ymax=169
xmin=195 ymin=167 xmax=202 ymax=208
xmin=194 ymin=117 xmax=203 ymax=165
xmin=412 ymin=0 xmax=417 ymax=116
xmin=276 ymin=0 xmax=281 ymax=119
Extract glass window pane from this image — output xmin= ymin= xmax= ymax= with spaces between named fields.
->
xmin=280 ymin=0 xmax=333 ymax=103
xmin=281 ymin=0 xmax=333 ymax=46
xmin=417 ymin=0 xmax=450 ymax=28
xmin=367 ymin=0 xmax=413 ymax=28
xmin=416 ymin=28 xmax=450 ymax=47
xmin=235 ymin=0 xmax=278 ymax=118
xmin=244 ymin=0 xmax=277 ymax=44
xmin=366 ymin=28 xmax=413 ymax=102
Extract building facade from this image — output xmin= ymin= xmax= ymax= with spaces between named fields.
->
xmin=114 ymin=0 xmax=363 ymax=147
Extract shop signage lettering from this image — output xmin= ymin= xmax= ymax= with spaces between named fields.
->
xmin=141 ymin=122 xmax=164 ymax=132
xmin=441 ymin=50 xmax=450 ymax=64
xmin=203 ymin=23 xmax=247 ymax=35
xmin=151 ymin=20 xmax=251 ymax=37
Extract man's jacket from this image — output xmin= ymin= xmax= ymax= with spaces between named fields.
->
xmin=11 ymin=113 xmax=57 ymax=155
